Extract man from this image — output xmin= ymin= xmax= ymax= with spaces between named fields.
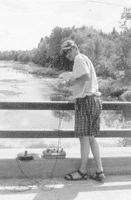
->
xmin=61 ymin=40 xmax=105 ymax=181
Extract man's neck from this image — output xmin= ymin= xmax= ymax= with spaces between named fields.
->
xmin=75 ymin=50 xmax=80 ymax=56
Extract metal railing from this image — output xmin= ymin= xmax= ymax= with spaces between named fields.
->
xmin=0 ymin=101 xmax=131 ymax=138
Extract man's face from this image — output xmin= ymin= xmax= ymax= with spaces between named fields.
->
xmin=65 ymin=48 xmax=75 ymax=61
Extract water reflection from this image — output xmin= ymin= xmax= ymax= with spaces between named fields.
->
xmin=49 ymin=83 xmax=74 ymax=123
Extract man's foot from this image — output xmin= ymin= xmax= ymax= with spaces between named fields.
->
xmin=90 ymin=171 xmax=105 ymax=182
xmin=64 ymin=170 xmax=88 ymax=181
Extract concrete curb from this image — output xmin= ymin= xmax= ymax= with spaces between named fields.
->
xmin=0 ymin=147 xmax=130 ymax=178
xmin=0 ymin=155 xmax=131 ymax=179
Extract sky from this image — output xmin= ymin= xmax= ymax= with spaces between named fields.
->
xmin=0 ymin=0 xmax=131 ymax=51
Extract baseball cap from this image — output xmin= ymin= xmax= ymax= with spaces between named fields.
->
xmin=61 ymin=40 xmax=77 ymax=50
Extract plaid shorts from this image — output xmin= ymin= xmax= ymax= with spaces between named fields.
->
xmin=74 ymin=95 xmax=102 ymax=137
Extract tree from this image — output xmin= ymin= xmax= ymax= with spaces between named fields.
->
xmin=32 ymin=37 xmax=49 ymax=66
xmin=120 ymin=7 xmax=131 ymax=32
xmin=48 ymin=27 xmax=63 ymax=57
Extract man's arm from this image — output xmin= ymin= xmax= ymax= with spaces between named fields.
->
xmin=69 ymin=74 xmax=90 ymax=86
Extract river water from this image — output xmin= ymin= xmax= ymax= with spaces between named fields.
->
xmin=0 ymin=61 xmax=128 ymax=148
xmin=0 ymin=61 xmax=76 ymax=148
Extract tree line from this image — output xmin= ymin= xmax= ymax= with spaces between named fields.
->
xmin=0 ymin=7 xmax=131 ymax=81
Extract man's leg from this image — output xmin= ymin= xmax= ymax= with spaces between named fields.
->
xmin=64 ymin=136 xmax=90 ymax=179
xmin=89 ymin=136 xmax=103 ymax=173
xmin=79 ymin=136 xmax=90 ymax=173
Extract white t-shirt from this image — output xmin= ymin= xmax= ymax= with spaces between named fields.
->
xmin=72 ymin=53 xmax=100 ymax=98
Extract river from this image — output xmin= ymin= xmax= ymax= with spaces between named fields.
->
xmin=0 ymin=61 xmax=129 ymax=148
xmin=0 ymin=61 xmax=76 ymax=148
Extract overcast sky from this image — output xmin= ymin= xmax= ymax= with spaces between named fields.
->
xmin=0 ymin=0 xmax=131 ymax=51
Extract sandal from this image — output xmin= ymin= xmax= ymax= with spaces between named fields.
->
xmin=90 ymin=171 xmax=105 ymax=182
xmin=64 ymin=170 xmax=88 ymax=181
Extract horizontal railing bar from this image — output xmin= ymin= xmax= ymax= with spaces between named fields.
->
xmin=0 ymin=101 xmax=131 ymax=110
xmin=102 ymin=101 xmax=131 ymax=110
xmin=0 ymin=130 xmax=74 ymax=138
xmin=0 ymin=129 xmax=131 ymax=138
xmin=0 ymin=101 xmax=74 ymax=110
xmin=0 ymin=101 xmax=131 ymax=139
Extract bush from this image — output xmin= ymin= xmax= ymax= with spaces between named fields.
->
xmin=98 ymin=78 xmax=114 ymax=97
xmin=118 ymin=138 xmax=131 ymax=147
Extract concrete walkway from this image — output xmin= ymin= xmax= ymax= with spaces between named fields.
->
xmin=1 ymin=175 xmax=131 ymax=200
xmin=0 ymin=147 xmax=131 ymax=179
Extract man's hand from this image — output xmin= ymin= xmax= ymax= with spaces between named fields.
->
xmin=68 ymin=96 xmax=75 ymax=102
xmin=57 ymin=78 xmax=72 ymax=88
xmin=57 ymin=80 xmax=67 ymax=88
xmin=69 ymin=77 xmax=76 ymax=86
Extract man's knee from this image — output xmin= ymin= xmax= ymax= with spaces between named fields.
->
xmin=89 ymin=136 xmax=95 ymax=143
xmin=79 ymin=136 xmax=90 ymax=142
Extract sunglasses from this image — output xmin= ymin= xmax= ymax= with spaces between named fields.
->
xmin=62 ymin=48 xmax=73 ymax=56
